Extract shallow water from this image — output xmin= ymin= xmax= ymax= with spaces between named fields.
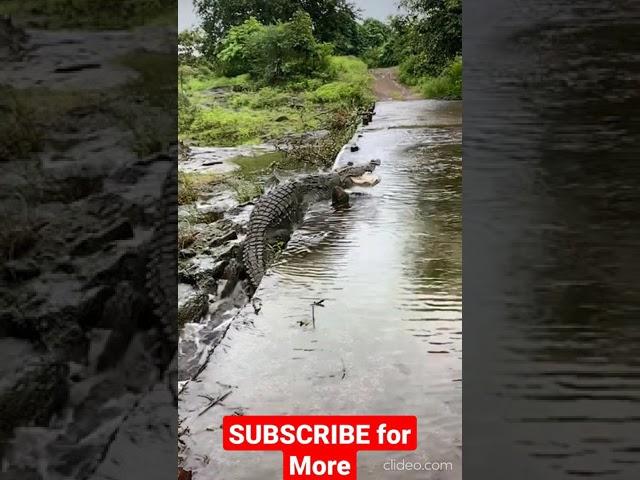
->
xmin=179 ymin=100 xmax=462 ymax=479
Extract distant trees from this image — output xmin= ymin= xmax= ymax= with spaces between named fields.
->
xmin=398 ymin=0 xmax=462 ymax=78
xmin=180 ymin=0 xmax=462 ymax=97
xmin=194 ymin=0 xmax=360 ymax=56
xmin=178 ymin=28 xmax=207 ymax=66
xmin=357 ymin=18 xmax=393 ymax=68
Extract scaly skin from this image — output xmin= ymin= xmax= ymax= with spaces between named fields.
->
xmin=146 ymin=163 xmax=178 ymax=331
xmin=243 ymin=160 xmax=380 ymax=287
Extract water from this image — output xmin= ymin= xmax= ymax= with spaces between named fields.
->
xmin=463 ymin=1 xmax=640 ymax=477
xmin=179 ymin=100 xmax=462 ymax=479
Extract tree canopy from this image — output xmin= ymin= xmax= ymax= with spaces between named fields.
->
xmin=216 ymin=12 xmax=333 ymax=84
xmin=194 ymin=0 xmax=360 ymax=56
xmin=398 ymin=0 xmax=462 ymax=76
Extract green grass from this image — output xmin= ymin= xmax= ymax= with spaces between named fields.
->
xmin=231 ymin=152 xmax=286 ymax=175
xmin=181 ymin=69 xmax=251 ymax=93
xmin=178 ymin=55 xmax=373 ymax=148
xmin=309 ymin=56 xmax=374 ymax=105
xmin=310 ymin=81 xmax=371 ymax=104
xmin=405 ymin=56 xmax=462 ymax=100
xmin=178 ymin=171 xmax=223 ymax=205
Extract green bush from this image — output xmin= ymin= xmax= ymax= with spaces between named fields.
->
xmin=178 ymin=28 xmax=207 ymax=66
xmin=311 ymin=81 xmax=370 ymax=105
xmin=216 ymin=17 xmax=264 ymax=77
xmin=398 ymin=54 xmax=430 ymax=86
xmin=216 ymin=12 xmax=333 ymax=85
xmin=418 ymin=56 xmax=462 ymax=100
xmin=309 ymin=56 xmax=373 ymax=105
xmin=328 ymin=56 xmax=369 ymax=82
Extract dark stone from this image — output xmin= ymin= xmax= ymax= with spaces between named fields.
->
xmin=220 ymin=259 xmax=242 ymax=298
xmin=54 ymin=63 xmax=102 ymax=73
xmin=178 ymin=292 xmax=208 ymax=327
xmin=2 ymin=259 xmax=41 ymax=282
xmin=210 ymin=229 xmax=237 ymax=248
xmin=179 ymin=248 xmax=197 ymax=259
xmin=71 ymin=220 xmax=134 ymax=256
xmin=0 ymin=350 xmax=68 ymax=444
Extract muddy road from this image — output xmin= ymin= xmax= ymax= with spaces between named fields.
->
xmin=370 ymin=67 xmax=422 ymax=101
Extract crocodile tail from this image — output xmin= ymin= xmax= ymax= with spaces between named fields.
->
xmin=146 ymin=161 xmax=178 ymax=329
xmin=243 ymin=228 xmax=266 ymax=287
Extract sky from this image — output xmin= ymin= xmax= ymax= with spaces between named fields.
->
xmin=178 ymin=0 xmax=402 ymax=31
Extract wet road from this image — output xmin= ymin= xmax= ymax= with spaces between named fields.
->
xmin=179 ymin=100 xmax=462 ymax=479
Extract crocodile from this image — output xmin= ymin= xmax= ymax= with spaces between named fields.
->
xmin=243 ymin=159 xmax=381 ymax=288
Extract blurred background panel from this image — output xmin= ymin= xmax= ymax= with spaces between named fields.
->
xmin=464 ymin=0 xmax=640 ymax=478
xmin=0 ymin=2 xmax=178 ymax=479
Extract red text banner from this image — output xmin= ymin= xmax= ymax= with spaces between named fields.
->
xmin=222 ymin=415 xmax=418 ymax=479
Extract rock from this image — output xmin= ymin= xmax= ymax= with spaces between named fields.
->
xmin=220 ymin=259 xmax=243 ymax=298
xmin=180 ymin=248 xmax=197 ymax=259
xmin=192 ymin=210 xmax=222 ymax=224
xmin=210 ymin=229 xmax=237 ymax=248
xmin=212 ymin=241 xmax=241 ymax=263
xmin=0 ymin=340 xmax=68 ymax=443
xmin=179 ymin=256 xmax=226 ymax=290
xmin=2 ymin=259 xmax=41 ymax=282
xmin=178 ymin=291 xmax=209 ymax=327
xmin=350 ymin=144 xmax=359 ymax=152
xmin=71 ymin=220 xmax=134 ymax=256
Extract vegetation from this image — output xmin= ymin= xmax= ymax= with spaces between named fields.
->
xmin=178 ymin=47 xmax=373 ymax=148
xmin=395 ymin=0 xmax=462 ymax=98
xmin=193 ymin=0 xmax=360 ymax=56
xmin=2 ymin=0 xmax=176 ymax=28
xmin=176 ymin=0 xmax=462 ymax=213
xmin=416 ymin=56 xmax=462 ymax=99
xmin=178 ymin=171 xmax=222 ymax=205
xmin=217 ymin=13 xmax=333 ymax=84
xmin=357 ymin=18 xmax=396 ymax=68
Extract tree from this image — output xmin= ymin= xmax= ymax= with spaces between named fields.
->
xmin=216 ymin=18 xmax=263 ymax=76
xmin=194 ymin=0 xmax=360 ymax=56
xmin=358 ymin=18 xmax=392 ymax=51
xmin=356 ymin=18 xmax=395 ymax=67
xmin=216 ymin=12 xmax=333 ymax=84
xmin=399 ymin=0 xmax=462 ymax=77
xmin=178 ymin=28 xmax=207 ymax=66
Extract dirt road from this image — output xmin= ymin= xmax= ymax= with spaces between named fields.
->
xmin=371 ymin=67 xmax=422 ymax=101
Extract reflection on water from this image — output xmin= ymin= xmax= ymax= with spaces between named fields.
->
xmin=179 ymin=100 xmax=462 ymax=479
xmin=464 ymin=0 xmax=640 ymax=477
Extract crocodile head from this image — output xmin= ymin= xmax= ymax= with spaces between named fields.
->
xmin=336 ymin=159 xmax=381 ymax=188
xmin=293 ymin=159 xmax=382 ymax=202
